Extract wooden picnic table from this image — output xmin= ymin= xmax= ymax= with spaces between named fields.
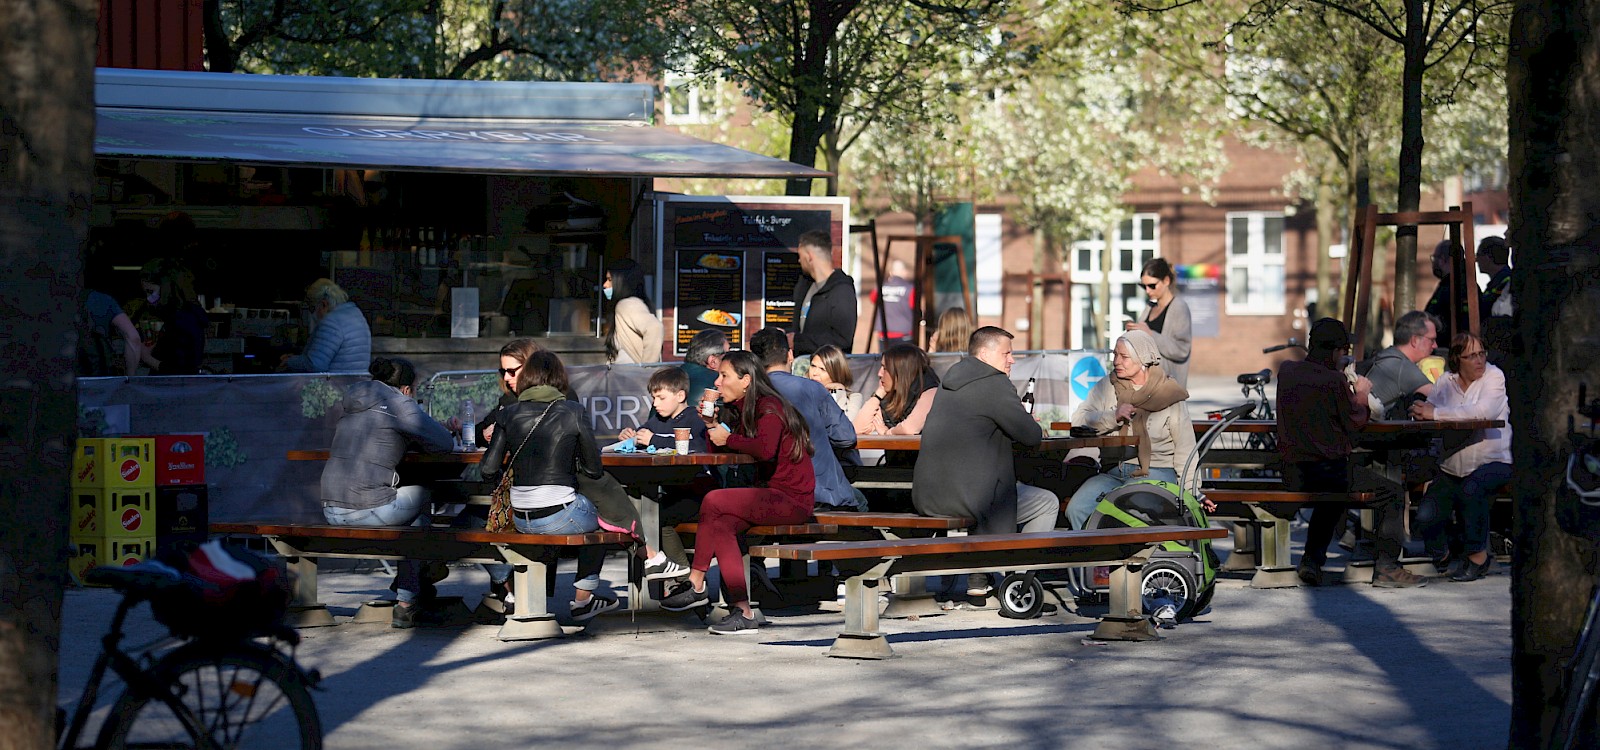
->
xmin=1047 ymin=419 xmax=1504 ymax=434
xmin=286 ymin=449 xmax=753 ymax=467
xmin=854 ymin=434 xmax=1137 ymax=452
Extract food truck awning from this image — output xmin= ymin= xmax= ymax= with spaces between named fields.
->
xmin=94 ymin=69 xmax=829 ymax=180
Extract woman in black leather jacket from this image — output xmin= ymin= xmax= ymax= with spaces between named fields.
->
xmin=479 ymin=350 xmax=620 ymax=621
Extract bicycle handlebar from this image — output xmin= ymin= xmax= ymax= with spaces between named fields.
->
xmin=1262 ymin=338 xmax=1305 ymax=354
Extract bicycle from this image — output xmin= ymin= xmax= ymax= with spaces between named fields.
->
xmin=58 ymin=553 xmax=322 ymax=750
xmin=1551 ymin=384 xmax=1600 ymax=750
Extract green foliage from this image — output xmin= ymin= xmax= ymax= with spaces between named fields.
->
xmin=299 ymin=378 xmax=342 ymax=419
xmin=217 ymin=0 xmax=679 ymax=82
xmin=205 ymin=427 xmax=248 ymax=468
xmin=419 ymin=373 xmax=502 ymax=424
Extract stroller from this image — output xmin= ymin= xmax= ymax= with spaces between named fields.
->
xmin=994 ymin=404 xmax=1250 ymax=623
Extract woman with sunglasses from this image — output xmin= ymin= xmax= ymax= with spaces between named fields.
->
xmin=1123 ymin=258 xmax=1193 ymax=387
xmin=1410 ymin=332 xmax=1511 ymax=582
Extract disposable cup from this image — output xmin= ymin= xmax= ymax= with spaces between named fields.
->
xmin=673 ymin=427 xmax=692 ymax=455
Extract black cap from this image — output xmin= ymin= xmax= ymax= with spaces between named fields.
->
xmin=1308 ymin=318 xmax=1353 ymax=352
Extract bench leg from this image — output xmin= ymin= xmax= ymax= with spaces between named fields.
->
xmin=1249 ymin=506 xmax=1300 ymax=589
xmin=496 ymin=547 xmax=563 ymax=641
xmin=881 ymin=574 xmax=944 ymax=619
xmin=829 ymin=574 xmax=895 ymax=659
xmin=1092 ymin=561 xmax=1159 ymax=642
xmin=273 ymin=547 xmax=335 ymax=628
xmin=1219 ymin=522 xmax=1257 ymax=572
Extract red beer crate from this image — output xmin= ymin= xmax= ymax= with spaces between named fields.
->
xmin=150 ymin=434 xmax=206 ymax=486
xmin=71 ymin=438 xmax=155 ymax=489
xmin=68 ymin=535 xmax=157 ymax=586
xmin=71 ymin=488 xmax=157 ymax=538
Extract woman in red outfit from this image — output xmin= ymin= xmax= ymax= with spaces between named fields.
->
xmin=658 ymin=350 xmax=816 ymax=634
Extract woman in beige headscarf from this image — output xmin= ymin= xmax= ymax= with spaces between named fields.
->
xmin=1065 ymin=329 xmax=1202 ymax=529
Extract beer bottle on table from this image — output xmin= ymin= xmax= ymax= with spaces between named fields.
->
xmin=1021 ymin=378 xmax=1037 ymax=415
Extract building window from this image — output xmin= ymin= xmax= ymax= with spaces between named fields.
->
xmin=663 ymin=73 xmax=717 ymax=124
xmin=1069 ymin=213 xmax=1160 ymax=348
xmin=1225 ymin=212 xmax=1286 ymax=315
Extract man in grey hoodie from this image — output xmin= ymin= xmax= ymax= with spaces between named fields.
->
xmin=1361 ymin=310 xmax=1438 ymax=419
xmin=913 ymin=326 xmax=1052 ymax=602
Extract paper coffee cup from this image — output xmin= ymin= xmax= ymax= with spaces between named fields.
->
xmin=700 ymin=388 xmax=720 ymax=418
xmin=674 ymin=427 xmax=692 ymax=454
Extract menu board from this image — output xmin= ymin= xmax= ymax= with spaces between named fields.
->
xmin=657 ymin=196 xmax=850 ymax=355
xmin=675 ymin=251 xmax=746 ymax=351
xmin=763 ymin=251 xmax=802 ymax=330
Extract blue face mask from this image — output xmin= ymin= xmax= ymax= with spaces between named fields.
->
xmin=602 ymin=286 xmax=614 ymax=300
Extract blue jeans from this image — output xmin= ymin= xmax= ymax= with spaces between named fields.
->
xmin=1066 ymin=464 xmax=1179 ymax=529
xmin=1416 ymin=462 xmax=1512 ymax=557
xmin=513 ymin=494 xmax=603 ymax=592
xmin=324 ymin=485 xmax=429 ymax=603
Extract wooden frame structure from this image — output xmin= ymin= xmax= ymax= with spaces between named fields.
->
xmin=1341 ymin=202 xmax=1477 ymax=358
xmin=863 ymin=234 xmax=974 ymax=351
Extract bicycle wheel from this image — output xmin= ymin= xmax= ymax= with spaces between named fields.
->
xmin=98 ymin=640 xmax=321 ymax=750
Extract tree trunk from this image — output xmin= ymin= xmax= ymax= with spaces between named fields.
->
xmin=1031 ymin=228 xmax=1047 ymax=349
xmin=1508 ymin=3 xmax=1600 ymax=746
xmin=786 ymin=109 xmax=823 ymax=197
xmin=0 ymin=0 xmax=96 ymax=747
xmin=1097 ymin=218 xmax=1117 ymax=350
xmin=1315 ymin=178 xmax=1337 ymax=319
xmin=201 ymin=0 xmax=237 ymax=72
xmin=1393 ymin=6 xmax=1427 ymax=315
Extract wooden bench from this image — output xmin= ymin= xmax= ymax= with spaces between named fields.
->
xmin=1197 ymin=487 xmax=1383 ymax=588
xmin=811 ymin=512 xmax=973 ymax=617
xmin=210 ymin=522 xmax=630 ymax=641
xmin=751 ymin=526 xmax=1228 ymax=659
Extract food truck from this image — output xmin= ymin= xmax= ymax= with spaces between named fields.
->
xmin=82 ymin=68 xmax=847 ymax=523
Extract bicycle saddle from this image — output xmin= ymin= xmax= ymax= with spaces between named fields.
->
xmin=84 ymin=562 xmax=186 ymax=594
xmin=1237 ymin=369 xmax=1272 ymax=387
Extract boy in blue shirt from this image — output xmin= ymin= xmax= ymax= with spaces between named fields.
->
xmin=620 ymin=368 xmax=715 ymax=570
xmin=621 ymin=367 xmax=708 ymax=453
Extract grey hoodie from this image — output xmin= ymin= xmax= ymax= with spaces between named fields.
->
xmin=320 ymin=379 xmax=454 ymax=510
xmin=912 ymin=356 xmax=1043 ymax=534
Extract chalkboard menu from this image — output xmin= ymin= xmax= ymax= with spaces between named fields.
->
xmin=658 ymin=196 xmax=849 ymax=355
xmin=763 ymin=251 xmax=802 ymax=330
xmin=675 ymin=251 xmax=746 ymax=351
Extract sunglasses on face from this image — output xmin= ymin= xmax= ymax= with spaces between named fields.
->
xmin=498 ymin=365 xmax=523 ymax=378
xmin=1142 ymin=282 xmax=1161 ymax=290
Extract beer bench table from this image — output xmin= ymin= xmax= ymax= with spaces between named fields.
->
xmin=751 ymin=525 xmax=1228 ymax=659
xmin=209 ymin=522 xmax=630 ymax=641
xmin=1199 ymin=487 xmax=1380 ymax=587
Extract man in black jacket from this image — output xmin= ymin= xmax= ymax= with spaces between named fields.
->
xmin=792 ymin=229 xmax=858 ymax=356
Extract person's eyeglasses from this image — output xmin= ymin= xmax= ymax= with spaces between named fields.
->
xmin=1461 ymin=351 xmax=1488 ymax=361
xmin=498 ymin=365 xmax=523 ymax=378
xmin=1141 ymin=282 xmax=1160 ymax=289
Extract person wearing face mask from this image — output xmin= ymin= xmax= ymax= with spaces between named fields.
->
xmin=1123 ymin=258 xmax=1192 ymax=388
xmin=602 ymin=258 xmax=664 ymax=365
xmin=137 ymin=258 xmax=208 ymax=375
xmin=281 ymin=279 xmax=372 ymax=373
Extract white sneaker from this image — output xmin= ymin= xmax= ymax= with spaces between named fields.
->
xmin=643 ymin=557 xmax=691 ymax=582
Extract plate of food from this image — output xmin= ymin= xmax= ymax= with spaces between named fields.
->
xmin=697 ymin=309 xmax=741 ymax=327
xmin=698 ymin=254 xmax=741 ymax=271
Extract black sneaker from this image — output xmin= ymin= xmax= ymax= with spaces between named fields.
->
xmin=570 ymin=594 xmax=620 ymax=621
xmin=643 ymin=557 xmax=691 ymax=582
xmin=659 ymin=581 xmax=710 ymax=612
xmin=1297 ymin=561 xmax=1323 ymax=587
xmin=391 ymin=602 xmax=418 ymax=629
xmin=1449 ymin=556 xmax=1493 ymax=582
xmin=708 ymin=610 xmax=760 ymax=635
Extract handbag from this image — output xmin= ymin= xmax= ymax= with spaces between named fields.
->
xmin=485 ymin=403 xmax=554 ymax=533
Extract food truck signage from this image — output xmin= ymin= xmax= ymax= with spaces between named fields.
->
xmin=657 ymin=196 xmax=849 ymax=356
xmin=301 ymin=127 xmax=607 ymax=143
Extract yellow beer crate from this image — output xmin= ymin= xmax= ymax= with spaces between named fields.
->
xmin=71 ymin=437 xmax=156 ymax=489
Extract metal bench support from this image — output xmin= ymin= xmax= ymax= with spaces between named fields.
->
xmin=1249 ymin=506 xmax=1300 ymax=589
xmin=495 ymin=544 xmax=564 ymax=641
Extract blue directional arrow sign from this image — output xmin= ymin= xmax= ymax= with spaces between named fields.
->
xmin=1071 ymin=355 xmax=1106 ymax=401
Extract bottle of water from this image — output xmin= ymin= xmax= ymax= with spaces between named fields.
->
xmin=460 ymin=398 xmax=476 ymax=450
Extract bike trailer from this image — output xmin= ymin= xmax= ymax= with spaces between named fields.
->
xmin=1082 ymin=479 xmax=1218 ymax=621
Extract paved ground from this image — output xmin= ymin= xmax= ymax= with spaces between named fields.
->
xmin=58 ymin=529 xmax=1513 ymax=750
xmin=58 ymin=375 xmax=1516 ymax=749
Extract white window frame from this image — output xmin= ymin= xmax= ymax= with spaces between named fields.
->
xmin=1069 ymin=213 xmax=1160 ymax=348
xmin=1224 ymin=211 xmax=1287 ymax=315
xmin=662 ymin=73 xmax=717 ymax=125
